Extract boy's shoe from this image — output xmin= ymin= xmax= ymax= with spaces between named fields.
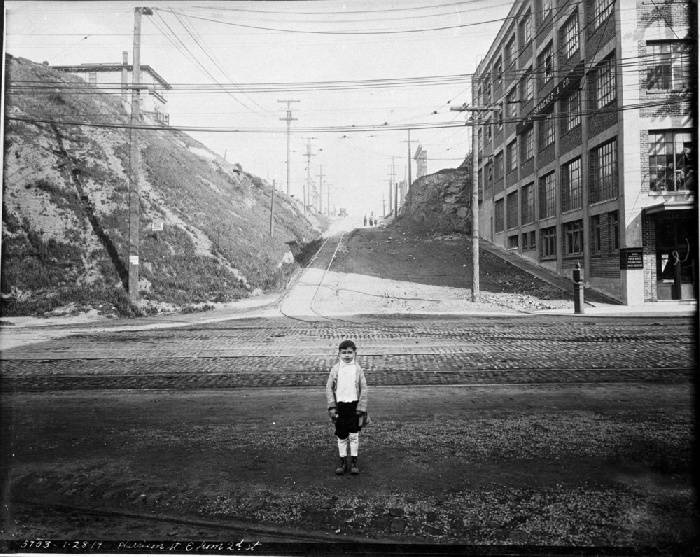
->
xmin=350 ymin=457 xmax=359 ymax=475
xmin=335 ymin=457 xmax=347 ymax=475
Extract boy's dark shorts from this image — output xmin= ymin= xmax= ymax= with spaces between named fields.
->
xmin=335 ymin=401 xmax=360 ymax=440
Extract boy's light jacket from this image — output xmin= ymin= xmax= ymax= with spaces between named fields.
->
xmin=325 ymin=362 xmax=368 ymax=413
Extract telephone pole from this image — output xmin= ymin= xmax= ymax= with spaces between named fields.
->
xmin=387 ymin=157 xmax=396 ymax=217
xmin=401 ymin=129 xmax=415 ymax=190
xmin=278 ymin=99 xmax=299 ymax=197
xmin=303 ymin=138 xmax=317 ymax=214
xmin=450 ymin=103 xmax=497 ymax=302
xmin=317 ymin=165 xmax=325 ymax=214
xmin=269 ymin=179 xmax=275 ymax=237
xmin=127 ymin=6 xmax=152 ymax=302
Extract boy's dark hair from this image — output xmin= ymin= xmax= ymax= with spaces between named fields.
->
xmin=338 ymin=340 xmax=357 ymax=351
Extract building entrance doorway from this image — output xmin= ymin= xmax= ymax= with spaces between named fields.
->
xmin=655 ymin=213 xmax=696 ymax=300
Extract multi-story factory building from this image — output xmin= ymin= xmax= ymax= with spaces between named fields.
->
xmin=472 ymin=0 xmax=695 ymax=304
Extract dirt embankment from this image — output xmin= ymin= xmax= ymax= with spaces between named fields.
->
xmin=2 ymin=54 xmax=320 ymax=317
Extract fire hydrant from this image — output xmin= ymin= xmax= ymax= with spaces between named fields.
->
xmin=573 ymin=261 xmax=584 ymax=314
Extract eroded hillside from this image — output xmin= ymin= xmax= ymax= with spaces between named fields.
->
xmin=2 ymin=55 xmax=320 ymax=315
xmin=395 ymin=159 xmax=472 ymax=234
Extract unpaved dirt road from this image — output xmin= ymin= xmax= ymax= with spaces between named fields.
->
xmin=0 ymin=224 xmax=697 ymax=552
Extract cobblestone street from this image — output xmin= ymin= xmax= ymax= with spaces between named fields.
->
xmin=0 ymin=228 xmax=696 ymax=549
xmin=1 ymin=311 xmax=696 ymax=549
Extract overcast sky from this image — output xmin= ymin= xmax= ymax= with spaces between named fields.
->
xmin=4 ymin=0 xmax=510 ymax=218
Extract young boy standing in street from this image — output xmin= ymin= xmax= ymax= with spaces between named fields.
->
xmin=326 ymin=340 xmax=368 ymax=475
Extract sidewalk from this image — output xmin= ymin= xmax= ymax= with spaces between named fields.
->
xmin=480 ymin=239 xmax=697 ymax=317
xmin=534 ymin=299 xmax=697 ymax=317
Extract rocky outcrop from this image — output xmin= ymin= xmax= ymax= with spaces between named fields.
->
xmin=396 ymin=161 xmax=472 ymax=234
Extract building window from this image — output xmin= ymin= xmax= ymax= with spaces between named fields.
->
xmin=648 ymin=130 xmax=693 ymax=192
xmin=595 ymin=55 xmax=616 ymax=108
xmin=505 ymin=34 xmax=516 ymax=67
xmin=608 ymin=210 xmax=619 ymax=251
xmin=521 ymin=182 xmax=535 ymax=224
xmin=507 ymin=140 xmax=518 ymax=172
xmin=541 ymin=226 xmax=557 ymax=258
xmin=540 ymin=0 xmax=552 ymax=21
xmin=494 ymin=57 xmax=503 ymax=87
xmin=563 ymin=220 xmax=584 ymax=256
xmin=590 ymin=138 xmax=618 ymax=202
xmin=478 ymin=168 xmax=484 ymax=195
xmin=507 ymin=190 xmax=519 ymax=229
xmin=529 ymin=230 xmax=536 ymax=249
xmin=484 ymin=74 xmax=492 ymax=101
xmin=496 ymin=103 xmax=504 ymax=130
xmin=563 ymin=12 xmax=579 ymax=59
xmin=485 ymin=118 xmax=492 ymax=143
xmin=538 ymin=42 xmax=554 ymax=84
xmin=494 ymin=151 xmax=505 ymax=180
xmin=539 ymin=111 xmax=555 ymax=149
xmin=521 ymin=127 xmax=535 ymax=161
xmin=508 ymin=235 xmax=520 ymax=249
xmin=521 ymin=10 xmax=533 ymax=44
xmin=566 ymin=89 xmax=581 ymax=130
xmin=561 ymin=157 xmax=582 ymax=212
xmin=646 ymin=41 xmax=690 ymax=91
xmin=590 ymin=214 xmax=602 ymax=254
xmin=593 ymin=0 xmax=614 ymax=30
xmin=520 ymin=67 xmax=534 ymax=103
xmin=590 ymin=211 xmax=618 ymax=255
xmin=495 ymin=198 xmax=505 ymax=232
xmin=487 ymin=161 xmax=494 ymax=191
xmin=539 ymin=171 xmax=556 ymax=218
xmin=477 ymin=128 xmax=483 ymax=155
xmin=506 ymin=88 xmax=519 ymax=118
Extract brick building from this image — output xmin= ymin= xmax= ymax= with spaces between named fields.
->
xmin=53 ymin=51 xmax=171 ymax=125
xmin=472 ymin=0 xmax=695 ymax=304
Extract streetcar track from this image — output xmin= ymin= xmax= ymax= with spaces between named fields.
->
xmin=12 ymin=499 xmax=396 ymax=544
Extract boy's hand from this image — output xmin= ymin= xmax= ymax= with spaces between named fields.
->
xmin=328 ymin=409 xmax=337 ymax=422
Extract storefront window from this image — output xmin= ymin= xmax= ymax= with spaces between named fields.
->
xmin=649 ymin=131 xmax=693 ymax=192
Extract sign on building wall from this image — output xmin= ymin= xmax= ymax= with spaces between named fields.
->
xmin=619 ymin=247 xmax=644 ymax=270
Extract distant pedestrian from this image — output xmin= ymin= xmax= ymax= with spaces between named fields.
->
xmin=326 ymin=340 xmax=368 ymax=475
xmin=363 ymin=215 xmax=367 ymax=227
xmin=369 ymin=216 xmax=374 ymax=227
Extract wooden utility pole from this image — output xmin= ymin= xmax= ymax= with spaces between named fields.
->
xmin=401 ymin=130 xmax=417 ymax=214
xmin=278 ymin=100 xmax=299 ymax=197
xmin=303 ymin=138 xmax=317 ymax=214
xmin=317 ymin=165 xmax=325 ymax=214
xmin=388 ymin=157 xmax=396 ymax=216
xmin=450 ymin=103 xmax=496 ymax=302
xmin=394 ymin=181 xmax=399 ymax=217
xmin=269 ymin=179 xmax=275 ymax=236
xmin=127 ymin=6 xmax=152 ymax=301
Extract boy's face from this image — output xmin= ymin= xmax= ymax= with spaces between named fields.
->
xmin=339 ymin=347 xmax=356 ymax=363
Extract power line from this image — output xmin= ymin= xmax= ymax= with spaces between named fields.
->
xmin=6 ymin=98 xmax=688 ymax=134
xmin=165 ymin=8 xmax=511 ymax=35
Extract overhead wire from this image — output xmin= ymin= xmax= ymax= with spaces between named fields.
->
xmin=164 ymin=8 xmax=273 ymax=116
xmin=149 ymin=10 xmax=267 ymax=118
xmin=6 ymin=96 xmax=689 ymax=134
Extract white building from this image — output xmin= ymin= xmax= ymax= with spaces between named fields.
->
xmin=52 ymin=51 xmax=171 ymax=125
